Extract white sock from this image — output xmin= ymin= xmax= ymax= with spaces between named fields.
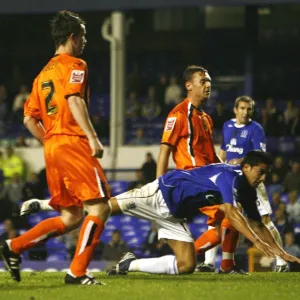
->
xmin=204 ymin=226 xmax=218 ymax=266
xmin=266 ymin=221 xmax=286 ymax=266
xmin=128 ymin=255 xmax=178 ymax=274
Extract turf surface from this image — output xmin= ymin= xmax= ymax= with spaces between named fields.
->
xmin=0 ymin=272 xmax=300 ymax=300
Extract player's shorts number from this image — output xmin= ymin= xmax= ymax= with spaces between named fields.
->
xmin=42 ymin=80 xmax=57 ymax=115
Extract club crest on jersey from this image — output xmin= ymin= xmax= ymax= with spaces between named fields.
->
xmin=70 ymin=70 xmax=85 ymax=83
xmin=165 ymin=117 xmax=176 ymax=131
xmin=240 ymin=130 xmax=248 ymax=138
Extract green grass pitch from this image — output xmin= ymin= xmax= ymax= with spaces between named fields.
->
xmin=0 ymin=272 xmax=300 ymax=300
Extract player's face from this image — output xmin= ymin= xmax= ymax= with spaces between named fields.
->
xmin=72 ymin=24 xmax=87 ymax=56
xmin=234 ymin=101 xmax=253 ymax=125
xmin=243 ymin=163 xmax=269 ymax=188
xmin=188 ymin=72 xmax=211 ymax=99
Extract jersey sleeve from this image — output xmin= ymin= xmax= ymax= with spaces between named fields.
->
xmin=161 ymin=111 xmax=183 ymax=147
xmin=251 ymin=124 xmax=266 ymax=152
xmin=24 ymin=77 xmax=41 ymax=120
xmin=65 ymin=60 xmax=88 ymax=99
xmin=216 ymin=172 xmax=237 ymax=205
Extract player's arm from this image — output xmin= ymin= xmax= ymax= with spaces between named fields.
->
xmin=157 ymin=113 xmax=181 ymax=177
xmin=247 ymin=219 xmax=300 ymax=264
xmin=219 ymin=203 xmax=277 ymax=257
xmin=156 ymin=144 xmax=173 ymax=177
xmin=23 ymin=117 xmax=45 ymax=144
xmin=218 ymin=149 xmax=226 ymax=162
xmin=67 ymin=95 xmax=103 ymax=158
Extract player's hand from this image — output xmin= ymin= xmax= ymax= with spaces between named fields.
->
xmin=254 ymin=240 xmax=277 ymax=257
xmin=280 ymin=252 xmax=300 ymax=264
xmin=228 ymin=158 xmax=243 ymax=165
xmin=89 ymin=137 xmax=104 ymax=158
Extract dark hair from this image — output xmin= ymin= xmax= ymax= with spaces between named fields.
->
xmin=241 ymin=150 xmax=273 ymax=168
xmin=234 ymin=95 xmax=255 ymax=109
xmin=183 ymin=65 xmax=207 ymax=83
xmin=50 ymin=10 xmax=85 ymax=48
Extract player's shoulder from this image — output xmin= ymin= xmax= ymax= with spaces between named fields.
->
xmin=66 ymin=56 xmax=87 ymax=68
xmin=223 ymin=119 xmax=235 ymax=128
xmin=167 ymin=100 xmax=188 ymax=118
xmin=249 ymin=120 xmax=264 ymax=130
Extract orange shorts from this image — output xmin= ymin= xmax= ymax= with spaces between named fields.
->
xmin=200 ymin=205 xmax=225 ymax=226
xmin=44 ymin=135 xmax=110 ymax=211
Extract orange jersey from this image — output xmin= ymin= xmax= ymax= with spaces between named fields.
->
xmin=161 ymin=98 xmax=217 ymax=169
xmin=24 ymin=53 xmax=88 ymax=141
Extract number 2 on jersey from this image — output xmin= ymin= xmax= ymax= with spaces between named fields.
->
xmin=42 ymin=80 xmax=57 ymax=115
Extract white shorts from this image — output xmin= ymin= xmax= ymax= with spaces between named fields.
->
xmin=256 ymin=183 xmax=272 ymax=216
xmin=115 ymin=180 xmax=194 ymax=243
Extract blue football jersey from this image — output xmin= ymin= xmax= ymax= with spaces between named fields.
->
xmin=221 ymin=119 xmax=266 ymax=162
xmin=158 ymin=163 xmax=261 ymax=220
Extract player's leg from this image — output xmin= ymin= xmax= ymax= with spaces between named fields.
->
xmin=107 ymin=181 xmax=195 ymax=275
xmin=256 ymin=183 xmax=288 ymax=272
xmin=0 ymin=205 xmax=83 ymax=282
xmin=67 ymin=200 xmax=111 ymax=281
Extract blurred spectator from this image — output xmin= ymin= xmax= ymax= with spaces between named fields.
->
xmin=1 ymin=173 xmax=24 ymax=205
xmin=261 ymin=97 xmax=284 ymax=136
xmin=164 ymin=75 xmax=182 ymax=107
xmin=128 ymin=169 xmax=147 ymax=190
xmin=141 ymin=86 xmax=161 ymax=118
xmin=291 ymin=108 xmax=300 ymax=137
xmin=12 ymin=84 xmax=29 ymax=124
xmin=2 ymin=146 xmax=24 ymax=180
xmin=268 ymin=173 xmax=282 ymax=196
xmin=271 ymin=192 xmax=284 ymax=213
xmin=0 ymin=219 xmax=18 ymax=241
xmin=23 ymin=172 xmax=44 ymax=201
xmin=270 ymin=156 xmax=288 ymax=183
xmin=91 ymin=115 xmax=109 ymax=139
xmin=0 ymin=150 xmax=3 ymax=169
xmin=155 ymin=73 xmax=168 ymax=115
xmin=274 ymin=208 xmax=294 ymax=240
xmin=143 ymin=222 xmax=158 ymax=256
xmin=210 ymin=102 xmax=232 ymax=130
xmin=286 ymin=190 xmax=300 ymax=223
xmin=102 ymin=229 xmax=130 ymax=261
xmin=141 ymin=152 xmax=157 ymax=183
xmin=284 ymin=100 xmax=298 ymax=125
xmin=282 ymin=161 xmax=300 ymax=193
xmin=126 ymin=91 xmax=141 ymax=118
xmin=129 ymin=128 xmax=149 ymax=145
xmin=0 ymin=84 xmax=8 ymax=135
xmin=284 ymin=232 xmax=300 ymax=271
xmin=15 ymin=135 xmax=29 ymax=147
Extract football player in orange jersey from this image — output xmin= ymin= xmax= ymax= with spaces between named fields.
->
xmin=0 ymin=11 xmax=110 ymax=285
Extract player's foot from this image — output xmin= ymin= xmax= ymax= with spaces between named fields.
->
xmin=0 ymin=241 xmax=21 ymax=282
xmin=194 ymin=262 xmax=216 ymax=273
xmin=275 ymin=264 xmax=290 ymax=272
xmin=218 ymin=266 xmax=249 ymax=275
xmin=20 ymin=199 xmax=41 ymax=216
xmin=65 ymin=272 xmax=105 ymax=285
xmin=106 ymin=252 xmax=136 ymax=275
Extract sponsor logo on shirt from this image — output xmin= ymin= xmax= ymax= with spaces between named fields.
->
xmin=165 ymin=117 xmax=177 ymax=131
xmin=226 ymin=144 xmax=244 ymax=154
xmin=241 ymin=130 xmax=248 ymax=138
xmin=69 ymin=70 xmax=85 ymax=83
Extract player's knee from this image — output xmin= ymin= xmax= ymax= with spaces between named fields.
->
xmin=177 ymin=260 xmax=196 ymax=274
xmin=61 ymin=213 xmax=84 ymax=230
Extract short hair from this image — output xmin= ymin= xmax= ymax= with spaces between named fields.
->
xmin=183 ymin=65 xmax=207 ymax=83
xmin=241 ymin=150 xmax=273 ymax=168
xmin=234 ymin=95 xmax=255 ymax=109
xmin=50 ymin=10 xmax=85 ymax=48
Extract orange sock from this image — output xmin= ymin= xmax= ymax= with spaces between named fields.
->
xmin=194 ymin=227 xmax=221 ymax=255
xmin=220 ymin=218 xmax=239 ymax=271
xmin=10 ymin=217 xmax=66 ymax=254
xmin=70 ymin=215 xmax=104 ymax=277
